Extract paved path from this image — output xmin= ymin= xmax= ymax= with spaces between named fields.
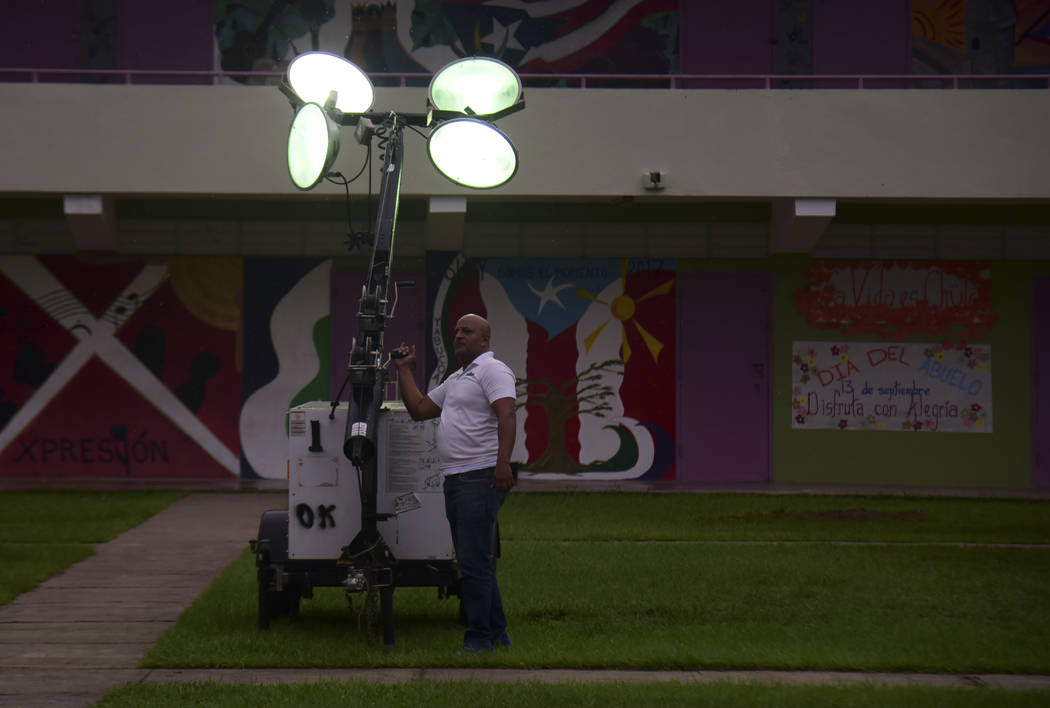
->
xmin=2 ymin=490 xmax=1050 ymax=707
xmin=0 ymin=493 xmax=281 ymax=707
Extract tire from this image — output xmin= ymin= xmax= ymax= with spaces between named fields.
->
xmin=255 ymin=510 xmax=290 ymax=630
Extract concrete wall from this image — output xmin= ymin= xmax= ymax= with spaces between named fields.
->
xmin=1 ymin=82 xmax=1048 ymax=201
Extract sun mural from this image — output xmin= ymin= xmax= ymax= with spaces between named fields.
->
xmin=913 ymin=0 xmax=967 ymax=52
xmin=578 ymin=260 xmax=675 ymax=364
xmin=913 ymin=0 xmax=1050 ymax=67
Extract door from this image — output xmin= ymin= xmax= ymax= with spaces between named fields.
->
xmin=676 ymin=271 xmax=772 ymax=482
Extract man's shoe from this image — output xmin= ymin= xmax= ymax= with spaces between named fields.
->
xmin=496 ymin=632 xmax=511 ymax=648
xmin=457 ymin=642 xmax=491 ymax=655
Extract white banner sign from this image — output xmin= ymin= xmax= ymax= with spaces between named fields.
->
xmin=791 ymin=342 xmax=992 ymax=432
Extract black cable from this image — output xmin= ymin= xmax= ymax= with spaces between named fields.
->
xmin=325 ymin=141 xmax=371 ymax=186
xmin=330 ymin=373 xmax=351 ymax=418
xmin=325 ymin=141 xmax=375 ymax=252
xmin=405 ymin=124 xmax=429 ymax=140
xmin=367 ymin=129 xmax=374 ymax=237
xmin=338 ymin=177 xmax=352 ymax=234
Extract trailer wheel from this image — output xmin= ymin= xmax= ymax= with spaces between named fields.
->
xmin=257 ymin=564 xmax=272 ymax=630
xmin=255 ymin=509 xmax=291 ymax=630
xmin=262 ymin=585 xmax=301 ymax=622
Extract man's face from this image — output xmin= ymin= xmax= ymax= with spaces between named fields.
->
xmin=453 ymin=316 xmax=489 ymax=363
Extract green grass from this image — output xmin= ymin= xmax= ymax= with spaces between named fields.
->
xmin=0 ymin=490 xmax=185 ymax=605
xmin=96 ymin=679 xmax=1050 ymax=708
xmin=143 ymin=493 xmax=1050 ymax=674
xmin=499 ymin=493 xmax=1050 ymax=543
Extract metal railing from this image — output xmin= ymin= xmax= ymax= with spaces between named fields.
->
xmin=1 ymin=67 xmax=1048 ymax=89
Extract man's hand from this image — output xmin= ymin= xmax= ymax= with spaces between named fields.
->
xmin=391 ymin=343 xmax=416 ymax=370
xmin=492 ymin=460 xmax=515 ymax=492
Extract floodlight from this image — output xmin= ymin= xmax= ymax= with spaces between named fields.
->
xmin=287 ymin=102 xmax=340 ymax=190
xmin=287 ymin=51 xmax=375 ymax=114
xmin=427 ymin=118 xmax=518 ymax=189
xmin=428 ymin=57 xmax=522 ymax=116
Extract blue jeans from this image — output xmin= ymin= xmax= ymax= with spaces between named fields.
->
xmin=444 ymin=467 xmax=507 ymax=649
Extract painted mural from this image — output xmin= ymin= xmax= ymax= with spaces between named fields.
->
xmin=403 ymin=0 xmax=679 ymax=74
xmin=0 ymin=255 xmax=241 ymax=478
xmin=216 ymin=0 xmax=338 ymax=76
xmin=794 ymin=260 xmax=996 ymax=347
xmin=240 ymin=258 xmax=330 ymax=479
xmin=212 ymin=0 xmax=1049 ymax=83
xmin=791 ymin=341 xmax=992 ymax=432
xmin=1013 ymin=0 xmax=1050 ymax=68
xmin=913 ymin=0 xmax=1050 ymax=73
xmin=0 ymin=253 xmax=680 ymax=481
xmin=426 ymin=255 xmax=676 ymax=480
xmin=214 ymin=0 xmax=680 ymax=78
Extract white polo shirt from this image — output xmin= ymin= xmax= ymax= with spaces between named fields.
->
xmin=427 ymin=351 xmax=516 ymax=475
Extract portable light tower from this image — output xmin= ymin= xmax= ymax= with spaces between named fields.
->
xmin=253 ymin=52 xmax=524 ymax=648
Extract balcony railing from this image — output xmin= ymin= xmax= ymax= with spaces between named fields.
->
xmin=1 ymin=67 xmax=1048 ymax=89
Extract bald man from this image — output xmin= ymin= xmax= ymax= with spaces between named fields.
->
xmin=391 ymin=313 xmax=516 ymax=653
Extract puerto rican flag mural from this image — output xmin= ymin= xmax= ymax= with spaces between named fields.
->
xmin=398 ymin=0 xmax=679 ymax=75
xmin=427 ymin=254 xmax=676 ymax=480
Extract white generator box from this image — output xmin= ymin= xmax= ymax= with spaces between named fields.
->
xmin=287 ymin=401 xmax=451 ymax=562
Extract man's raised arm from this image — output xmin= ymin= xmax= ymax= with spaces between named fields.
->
xmin=391 ymin=344 xmax=441 ymax=421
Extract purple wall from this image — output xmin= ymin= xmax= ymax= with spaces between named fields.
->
xmin=115 ymin=0 xmax=214 ymax=82
xmin=0 ymin=1 xmax=212 ymax=83
xmin=680 ymin=1 xmax=775 ymax=87
xmin=680 ymin=0 xmax=912 ymax=88
xmin=813 ymin=0 xmax=912 ymax=87
xmin=0 ymin=1 xmax=79 ymax=80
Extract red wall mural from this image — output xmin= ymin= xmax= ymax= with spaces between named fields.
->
xmin=794 ymin=260 xmax=996 ymax=347
xmin=0 ymin=255 xmax=241 ymax=479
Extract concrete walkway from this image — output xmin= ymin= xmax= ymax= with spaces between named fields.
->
xmin=2 ymin=490 xmax=1050 ymax=707
xmin=0 ymin=493 xmax=280 ymax=707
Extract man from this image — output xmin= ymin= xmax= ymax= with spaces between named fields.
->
xmin=391 ymin=313 xmax=516 ymax=652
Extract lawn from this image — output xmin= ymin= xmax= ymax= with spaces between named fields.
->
xmin=142 ymin=493 xmax=1050 ymax=674
xmin=500 ymin=492 xmax=1050 ymax=544
xmin=0 ymin=490 xmax=186 ymax=605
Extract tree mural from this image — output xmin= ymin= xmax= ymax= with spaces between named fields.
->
xmin=517 ymin=358 xmax=623 ymax=473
